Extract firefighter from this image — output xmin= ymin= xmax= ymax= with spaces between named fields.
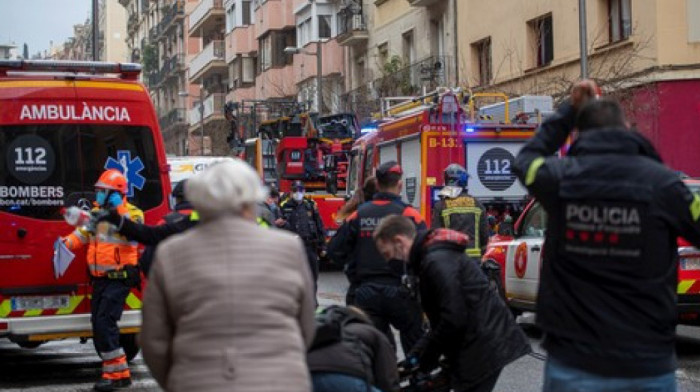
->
xmin=431 ymin=164 xmax=489 ymax=259
xmin=98 ymin=180 xmax=198 ymax=276
xmin=328 ymin=161 xmax=426 ymax=355
xmin=62 ymin=169 xmax=143 ymax=391
xmin=304 ymin=139 xmax=321 ymax=179
xmin=278 ymin=180 xmax=325 ymax=293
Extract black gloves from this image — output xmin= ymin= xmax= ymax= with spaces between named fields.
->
xmin=95 ymin=208 xmax=123 ymax=227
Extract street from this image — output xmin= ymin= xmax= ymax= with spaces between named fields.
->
xmin=1 ymin=271 xmax=700 ymax=391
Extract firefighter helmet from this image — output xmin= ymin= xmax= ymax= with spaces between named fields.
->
xmin=95 ymin=169 xmax=128 ymax=194
xmin=444 ymin=164 xmax=468 ymax=187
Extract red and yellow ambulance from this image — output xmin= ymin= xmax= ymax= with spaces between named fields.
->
xmin=0 ymin=60 xmax=170 ymax=358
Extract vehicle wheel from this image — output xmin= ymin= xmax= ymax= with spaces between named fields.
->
xmin=120 ymin=333 xmax=140 ymax=362
xmin=17 ymin=341 xmax=43 ymax=349
xmin=93 ymin=333 xmax=140 ymax=362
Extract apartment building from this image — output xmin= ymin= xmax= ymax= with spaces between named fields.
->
xmin=187 ymin=0 xmax=228 ymax=155
xmin=458 ymin=0 xmax=700 ymax=175
xmin=341 ymin=0 xmax=457 ymax=120
xmin=99 ymin=0 xmax=129 ymax=62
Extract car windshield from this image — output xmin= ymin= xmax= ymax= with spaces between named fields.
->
xmin=0 ymin=124 xmax=163 ymax=220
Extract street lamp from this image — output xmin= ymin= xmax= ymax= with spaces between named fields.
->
xmin=285 ymin=41 xmax=323 ymax=115
xmin=178 ymin=87 xmax=207 ymax=156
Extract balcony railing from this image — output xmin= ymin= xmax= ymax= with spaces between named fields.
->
xmin=189 ymin=40 xmax=225 ymax=79
xmin=149 ymin=25 xmax=160 ymax=41
xmin=190 ymin=0 xmax=223 ymax=32
xmin=337 ymin=6 xmax=367 ymax=36
xmin=127 ymin=13 xmax=139 ymax=34
xmin=162 ymin=54 xmax=185 ymax=78
xmin=189 ymin=93 xmax=226 ymax=125
xmin=158 ymin=1 xmax=185 ymax=36
xmin=160 ymin=108 xmax=187 ymax=130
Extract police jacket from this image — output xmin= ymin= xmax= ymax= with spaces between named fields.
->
xmin=513 ymin=101 xmax=700 ymax=377
xmin=328 ymin=192 xmax=427 ymax=285
xmin=408 ymin=229 xmax=530 ymax=389
xmin=280 ymin=197 xmax=325 ymax=246
xmin=307 ymin=322 xmax=399 ymax=392
xmin=431 ymin=187 xmax=489 ymax=258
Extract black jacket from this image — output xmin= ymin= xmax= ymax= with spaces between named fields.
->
xmin=280 ymin=197 xmax=325 ymax=248
xmin=513 ymin=101 xmax=700 ymax=377
xmin=408 ymin=229 xmax=530 ymax=390
xmin=328 ymin=192 xmax=427 ymax=285
xmin=307 ymin=322 xmax=399 ymax=392
xmin=431 ymin=188 xmax=489 ymax=258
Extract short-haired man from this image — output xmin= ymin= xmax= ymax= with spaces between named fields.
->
xmin=513 ymin=81 xmax=700 ymax=391
xmin=373 ymin=215 xmax=530 ymax=392
xmin=328 ymin=161 xmax=426 ymax=354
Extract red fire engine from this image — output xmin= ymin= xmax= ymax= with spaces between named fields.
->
xmin=348 ymin=88 xmax=540 ymax=226
xmin=244 ymin=111 xmax=360 ymax=238
xmin=0 ymin=60 xmax=171 ymax=358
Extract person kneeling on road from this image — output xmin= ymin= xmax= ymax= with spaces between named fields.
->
xmin=308 ymin=306 xmax=399 ymax=392
xmin=373 ymin=215 xmax=531 ymax=392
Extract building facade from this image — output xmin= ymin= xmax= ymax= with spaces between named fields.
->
xmin=99 ymin=0 xmax=129 ymax=62
xmin=457 ymin=0 xmax=700 ymax=175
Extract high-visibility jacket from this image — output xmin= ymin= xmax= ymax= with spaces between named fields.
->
xmin=64 ymin=203 xmax=144 ymax=277
xmin=431 ymin=186 xmax=489 ymax=258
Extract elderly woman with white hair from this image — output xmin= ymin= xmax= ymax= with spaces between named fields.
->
xmin=141 ymin=160 xmax=316 ymax=392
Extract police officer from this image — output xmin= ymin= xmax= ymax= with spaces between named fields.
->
xmin=431 ymin=164 xmax=489 ymax=259
xmin=328 ymin=161 xmax=426 ymax=354
xmin=63 ymin=169 xmax=143 ymax=391
xmin=513 ymin=81 xmax=700 ymax=390
xmin=278 ymin=180 xmax=325 ymax=293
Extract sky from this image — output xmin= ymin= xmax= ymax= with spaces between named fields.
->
xmin=0 ymin=0 xmax=92 ymax=56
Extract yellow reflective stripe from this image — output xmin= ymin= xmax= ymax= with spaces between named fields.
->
xmin=0 ymin=299 xmax=11 ymax=317
xmin=690 ymin=194 xmax=700 ymax=222
xmin=125 ymin=293 xmax=142 ymax=310
xmin=0 ymin=80 xmax=143 ymax=91
xmin=466 ymin=249 xmax=482 ymax=257
xmin=23 ymin=309 xmax=43 ymax=317
xmin=678 ymin=280 xmax=695 ymax=294
xmin=55 ymin=295 xmax=84 ymax=315
xmin=442 ymin=206 xmax=483 ymax=252
xmin=190 ymin=211 xmax=200 ymax=221
xmin=525 ymin=157 xmax=545 ymax=186
xmin=257 ymin=217 xmax=270 ymax=228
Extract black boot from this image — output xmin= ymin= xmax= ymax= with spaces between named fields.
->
xmin=94 ymin=378 xmax=132 ymax=391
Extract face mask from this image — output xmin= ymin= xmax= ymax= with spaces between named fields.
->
xmin=293 ymin=192 xmax=304 ymax=202
xmin=95 ymin=190 xmax=107 ymax=206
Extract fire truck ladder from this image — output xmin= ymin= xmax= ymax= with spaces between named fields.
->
xmin=378 ymin=87 xmax=466 ymax=119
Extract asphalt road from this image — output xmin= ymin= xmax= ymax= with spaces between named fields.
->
xmin=1 ymin=271 xmax=700 ymax=391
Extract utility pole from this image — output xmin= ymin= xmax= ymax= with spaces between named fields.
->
xmin=92 ymin=0 xmax=99 ymax=61
xmin=579 ymin=0 xmax=588 ymax=78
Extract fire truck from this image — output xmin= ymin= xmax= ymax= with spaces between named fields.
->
xmin=483 ymin=178 xmax=700 ymax=325
xmin=0 ymin=60 xmax=171 ymax=358
xmin=347 ymin=88 xmax=546 ymax=227
xmin=244 ymin=110 xmax=360 ymax=238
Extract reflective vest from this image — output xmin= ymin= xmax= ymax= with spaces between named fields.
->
xmin=64 ymin=203 xmax=144 ymax=277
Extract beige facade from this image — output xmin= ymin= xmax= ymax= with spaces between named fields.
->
xmin=99 ymin=0 xmax=129 ymax=62
xmin=457 ymin=0 xmax=700 ymax=97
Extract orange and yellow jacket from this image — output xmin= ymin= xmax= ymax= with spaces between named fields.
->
xmin=63 ymin=203 xmax=144 ymax=277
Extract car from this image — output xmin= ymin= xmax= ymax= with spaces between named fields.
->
xmin=483 ymin=178 xmax=700 ymax=325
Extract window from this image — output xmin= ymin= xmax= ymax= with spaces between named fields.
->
xmin=471 ymin=37 xmax=492 ymax=86
xmin=402 ymin=30 xmax=414 ymax=64
xmin=529 ymin=15 xmax=553 ymax=68
xmin=609 ymin=0 xmax=631 ymax=42
xmin=363 ymin=146 xmax=374 ymax=181
xmin=520 ymin=203 xmax=547 ymax=238
xmin=226 ymin=3 xmax=236 ymax=33
xmin=260 ymin=35 xmax=272 ymax=70
xmin=298 ymin=18 xmax=312 ymax=47
xmin=318 ymin=15 xmax=332 ymax=39
xmin=242 ymin=1 xmax=252 ymax=26
xmin=0 ymin=125 xmax=163 ymax=219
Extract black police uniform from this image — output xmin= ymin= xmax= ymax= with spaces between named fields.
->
xmin=328 ymin=192 xmax=427 ymax=354
xmin=431 ymin=187 xmax=489 ymax=259
xmin=280 ymin=196 xmax=325 ymax=290
xmin=513 ymin=101 xmax=700 ymax=378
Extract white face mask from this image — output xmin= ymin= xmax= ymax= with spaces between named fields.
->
xmin=293 ymin=192 xmax=304 ymax=202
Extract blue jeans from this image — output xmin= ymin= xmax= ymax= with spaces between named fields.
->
xmin=543 ymin=357 xmax=676 ymax=392
xmin=312 ymin=372 xmax=382 ymax=392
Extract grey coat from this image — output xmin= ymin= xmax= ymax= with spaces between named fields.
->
xmin=141 ymin=215 xmax=316 ymax=392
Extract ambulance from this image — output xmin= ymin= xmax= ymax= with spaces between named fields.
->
xmin=483 ymin=178 xmax=700 ymax=325
xmin=0 ymin=60 xmax=171 ymax=358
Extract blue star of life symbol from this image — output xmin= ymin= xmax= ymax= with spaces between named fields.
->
xmin=104 ymin=150 xmax=145 ymax=197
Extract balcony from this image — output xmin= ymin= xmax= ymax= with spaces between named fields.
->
xmin=160 ymin=108 xmax=187 ymax=131
xmin=408 ymin=0 xmax=443 ymax=6
xmin=149 ymin=25 xmax=160 ymax=41
xmin=255 ymin=0 xmax=294 ymax=38
xmin=337 ymin=8 xmax=368 ymax=47
xmin=225 ymin=25 xmax=258 ymax=63
xmin=188 ymin=93 xmax=226 ymax=125
xmin=162 ymin=54 xmax=185 ymax=80
xmin=189 ymin=40 xmax=226 ymax=83
xmin=127 ymin=13 xmax=139 ymax=35
xmin=148 ymin=71 xmax=161 ymax=87
xmin=158 ymin=1 xmax=185 ymax=39
xmin=293 ymin=39 xmax=344 ymax=84
xmin=256 ymin=66 xmax=295 ymax=100
xmin=189 ymin=0 xmax=225 ymax=38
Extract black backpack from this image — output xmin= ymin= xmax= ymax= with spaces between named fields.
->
xmin=310 ymin=306 xmax=375 ymax=391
